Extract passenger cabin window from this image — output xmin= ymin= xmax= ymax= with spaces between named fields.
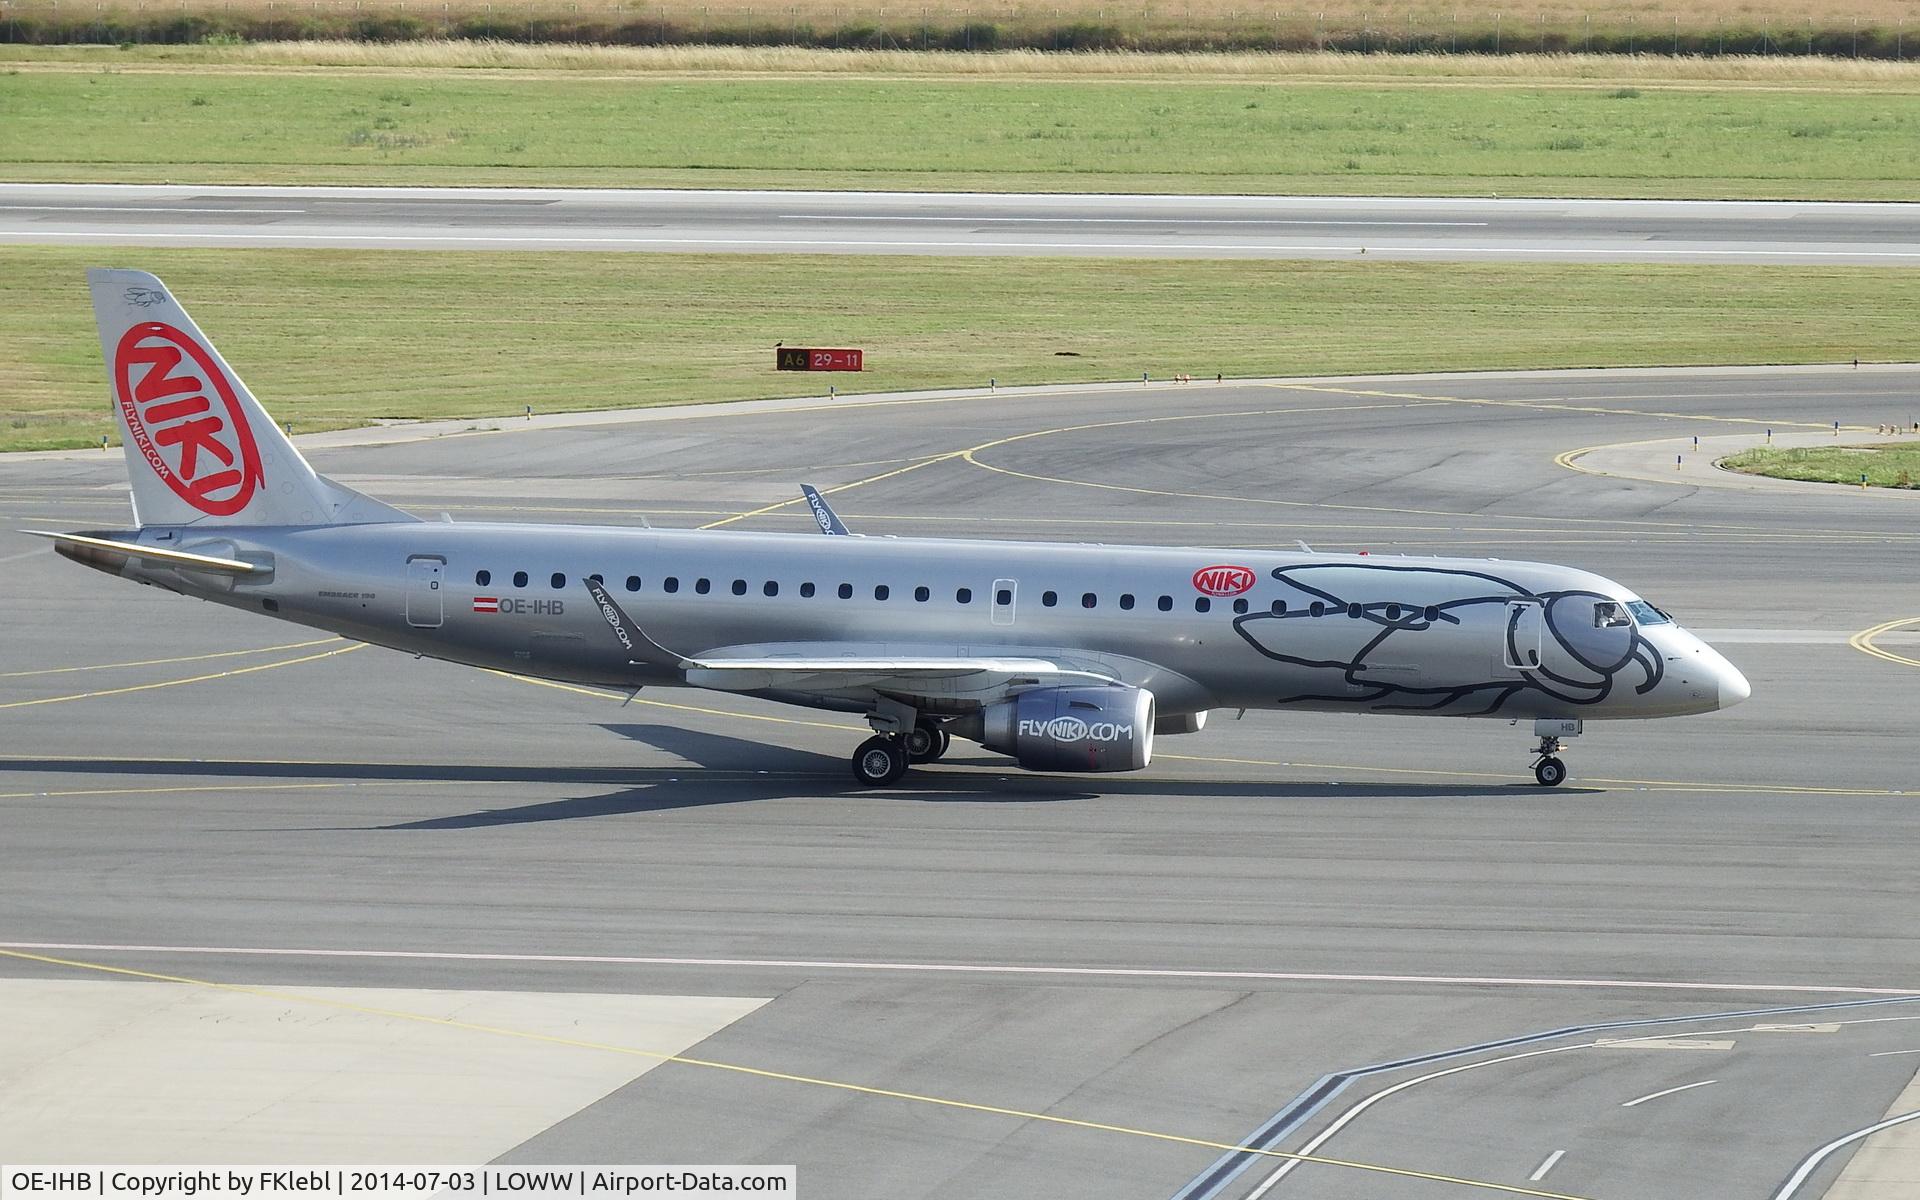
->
xmin=1195 ymin=597 xmax=1211 ymax=613
xmin=874 ymin=584 xmax=890 ymax=601
xmin=513 ymin=571 xmax=528 ymax=588
xmin=996 ymin=588 xmax=1013 ymax=606
xmin=800 ymin=582 xmax=816 ymax=598
xmin=1386 ymin=604 xmax=1402 ymax=621
xmin=626 ymin=576 xmax=641 ymax=592
xmin=587 ymin=574 xmax=603 ymax=585
xmin=731 ymin=579 xmax=747 ymax=596
xmin=695 ymin=578 xmax=712 ymax=594
xmin=914 ymin=586 xmax=930 ymax=602
xmin=476 ymin=570 xmax=491 ymax=586
xmin=550 ymin=572 xmax=567 ymax=589
xmin=1158 ymin=595 xmax=1173 ymax=612
xmin=1424 ymin=605 xmax=1439 ymax=622
xmin=957 ymin=588 xmax=973 ymax=604
xmin=664 ymin=576 xmax=680 ymax=593
xmin=839 ymin=583 xmax=854 ymax=599
xmin=1232 ymin=598 xmax=1249 ymax=614
xmin=1082 ymin=593 xmax=1097 ymax=609
xmin=1119 ymin=594 xmax=1135 ymax=611
xmin=1310 ymin=601 xmax=1324 ymax=617
xmin=1347 ymin=603 xmax=1362 ymax=618
xmin=764 ymin=581 xmax=779 ymax=597
xmin=1271 ymin=599 xmax=1287 ymax=614
xmin=1042 ymin=591 xmax=1058 ymax=607
xmin=1595 ymin=601 xmax=1631 ymax=628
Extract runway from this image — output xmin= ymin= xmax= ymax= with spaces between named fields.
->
xmin=6 ymin=185 xmax=1920 ymax=262
xmin=5 ymin=364 xmax=1920 ymax=1198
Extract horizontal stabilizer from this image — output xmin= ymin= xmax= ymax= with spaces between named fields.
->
xmin=22 ymin=529 xmax=265 ymax=575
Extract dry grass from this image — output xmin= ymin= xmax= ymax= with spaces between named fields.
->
xmin=10 ymin=41 xmax=1920 ymax=87
xmin=4 ymin=0 xmax=1917 ymax=57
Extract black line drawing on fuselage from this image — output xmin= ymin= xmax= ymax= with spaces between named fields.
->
xmin=1231 ymin=563 xmax=1665 ymax=716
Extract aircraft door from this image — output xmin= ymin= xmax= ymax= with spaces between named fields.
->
xmin=991 ymin=578 xmax=1017 ymax=626
xmin=1503 ymin=599 xmax=1542 ymax=671
xmin=406 ymin=555 xmax=445 ymax=628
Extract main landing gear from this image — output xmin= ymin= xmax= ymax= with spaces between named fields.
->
xmin=1528 ymin=718 xmax=1582 ymax=787
xmin=850 ymin=707 xmax=949 ymax=786
xmin=852 ymin=735 xmax=910 ymax=786
xmin=904 ymin=722 xmax=950 ymax=764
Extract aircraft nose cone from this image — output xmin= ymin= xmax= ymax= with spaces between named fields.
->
xmin=1716 ymin=659 xmax=1752 ymax=709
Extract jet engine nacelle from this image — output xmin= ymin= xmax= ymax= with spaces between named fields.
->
xmin=960 ymin=685 xmax=1155 ymax=773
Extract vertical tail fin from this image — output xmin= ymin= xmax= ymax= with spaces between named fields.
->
xmin=88 ymin=268 xmax=413 ymax=528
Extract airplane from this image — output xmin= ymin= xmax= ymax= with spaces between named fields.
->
xmin=27 ymin=270 xmax=1750 ymax=789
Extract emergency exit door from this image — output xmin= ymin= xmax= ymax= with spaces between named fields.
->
xmin=991 ymin=578 xmax=1018 ymax=626
xmin=406 ymin=555 xmax=445 ymax=628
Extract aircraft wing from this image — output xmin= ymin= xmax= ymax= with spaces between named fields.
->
xmin=684 ymin=653 xmax=1114 ymax=694
xmin=581 ymin=579 xmax=1115 ymax=701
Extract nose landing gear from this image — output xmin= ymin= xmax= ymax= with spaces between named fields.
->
xmin=1532 ymin=743 xmax=1568 ymax=787
xmin=1528 ymin=718 xmax=1582 ymax=787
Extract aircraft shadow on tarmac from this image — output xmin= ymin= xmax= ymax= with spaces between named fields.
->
xmin=0 ymin=728 xmax=1595 ymax=833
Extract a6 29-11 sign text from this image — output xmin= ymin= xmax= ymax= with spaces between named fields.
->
xmin=777 ymin=348 xmax=864 ymax=372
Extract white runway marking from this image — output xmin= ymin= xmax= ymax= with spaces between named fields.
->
xmin=776 ymin=215 xmax=1494 ymax=227
xmin=7 ymin=230 xmax=1920 ymax=259
xmin=1621 ymin=1080 xmax=1718 ymax=1108
xmin=1771 ymin=1109 xmax=1920 ymax=1199
xmin=0 ymin=205 xmax=306 ymax=214
xmin=2 ymin=941 xmax=1915 ymax=996
xmin=1528 ymin=1151 xmax=1566 ymax=1181
xmin=1868 ymin=1049 xmax=1920 ymax=1057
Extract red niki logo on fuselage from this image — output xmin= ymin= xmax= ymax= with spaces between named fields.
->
xmin=1192 ymin=564 xmax=1256 ymax=597
xmin=113 ymin=321 xmax=263 ymax=517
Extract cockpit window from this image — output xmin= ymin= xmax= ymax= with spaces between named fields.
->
xmin=1626 ymin=600 xmax=1672 ymax=626
xmin=1594 ymin=601 xmax=1631 ymax=629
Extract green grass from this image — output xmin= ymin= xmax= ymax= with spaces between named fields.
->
xmin=7 ymin=65 xmax=1920 ymax=197
xmin=1720 ymin=444 xmax=1920 ymax=488
xmin=8 ymin=247 xmax=1920 ymax=452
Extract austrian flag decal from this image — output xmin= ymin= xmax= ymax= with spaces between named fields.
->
xmin=113 ymin=321 xmax=264 ymax=517
xmin=473 ymin=597 xmax=499 ymax=614
xmin=1191 ymin=564 xmax=1256 ymax=597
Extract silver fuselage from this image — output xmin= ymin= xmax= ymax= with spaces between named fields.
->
xmin=89 ymin=521 xmax=1746 ymax=722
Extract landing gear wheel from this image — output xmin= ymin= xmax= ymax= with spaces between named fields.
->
xmin=1534 ymin=756 xmax=1567 ymax=787
xmin=905 ymin=723 xmax=950 ymax=763
xmin=852 ymin=735 xmax=910 ymax=786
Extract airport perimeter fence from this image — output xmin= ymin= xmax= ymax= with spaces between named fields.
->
xmin=0 ymin=0 xmax=1915 ymax=57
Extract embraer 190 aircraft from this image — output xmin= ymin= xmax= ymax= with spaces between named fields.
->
xmin=32 ymin=270 xmax=1750 ymax=788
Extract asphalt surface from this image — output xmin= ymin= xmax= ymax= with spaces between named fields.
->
xmin=5 ymin=365 xmax=1920 ymax=1200
xmin=6 ymin=185 xmax=1920 ymax=262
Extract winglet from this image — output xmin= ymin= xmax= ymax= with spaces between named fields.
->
xmin=800 ymin=484 xmax=852 ymax=535
xmin=583 ymin=577 xmax=689 ymax=670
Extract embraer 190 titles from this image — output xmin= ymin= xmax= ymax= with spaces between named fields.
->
xmin=30 ymin=270 xmax=1750 ymax=788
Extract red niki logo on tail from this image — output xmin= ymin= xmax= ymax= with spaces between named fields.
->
xmin=1191 ymin=564 xmax=1256 ymax=597
xmin=113 ymin=321 xmax=264 ymax=517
